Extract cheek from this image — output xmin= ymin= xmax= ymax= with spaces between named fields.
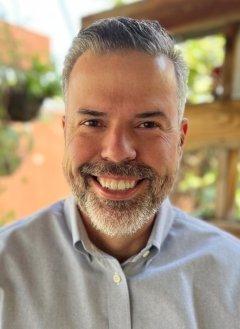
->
xmin=66 ymin=134 xmax=100 ymax=167
xmin=140 ymin=135 xmax=179 ymax=171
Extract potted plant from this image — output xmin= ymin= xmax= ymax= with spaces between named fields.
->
xmin=0 ymin=22 xmax=62 ymax=178
xmin=0 ymin=57 xmax=61 ymax=122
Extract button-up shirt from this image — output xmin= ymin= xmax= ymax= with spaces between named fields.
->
xmin=0 ymin=196 xmax=240 ymax=328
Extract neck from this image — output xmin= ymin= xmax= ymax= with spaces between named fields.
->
xmin=79 ymin=210 xmax=155 ymax=263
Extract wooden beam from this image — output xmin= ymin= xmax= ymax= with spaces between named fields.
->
xmin=215 ymin=149 xmax=239 ymax=220
xmin=81 ymin=0 xmax=240 ymax=40
xmin=184 ymin=100 xmax=240 ymax=151
xmin=232 ymin=27 xmax=240 ymax=99
xmin=221 ymin=25 xmax=240 ymax=99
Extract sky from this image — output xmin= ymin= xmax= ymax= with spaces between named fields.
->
xmin=0 ymin=0 xmax=125 ymax=69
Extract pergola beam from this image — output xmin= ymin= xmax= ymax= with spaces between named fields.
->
xmin=82 ymin=0 xmax=240 ymax=40
xmin=184 ymin=100 xmax=240 ymax=151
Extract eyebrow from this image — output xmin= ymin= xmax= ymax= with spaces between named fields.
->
xmin=77 ymin=109 xmax=107 ymax=117
xmin=135 ymin=110 xmax=168 ymax=120
xmin=77 ymin=109 xmax=168 ymax=121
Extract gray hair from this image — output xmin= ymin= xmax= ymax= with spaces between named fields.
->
xmin=62 ymin=17 xmax=188 ymax=118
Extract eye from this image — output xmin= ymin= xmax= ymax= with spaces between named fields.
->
xmin=137 ymin=121 xmax=161 ymax=129
xmin=81 ymin=119 xmax=103 ymax=127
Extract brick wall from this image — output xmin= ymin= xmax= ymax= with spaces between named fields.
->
xmin=0 ymin=20 xmax=50 ymax=69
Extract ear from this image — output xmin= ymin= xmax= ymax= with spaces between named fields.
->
xmin=178 ymin=118 xmax=188 ymax=155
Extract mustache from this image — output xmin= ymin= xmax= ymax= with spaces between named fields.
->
xmin=78 ymin=160 xmax=157 ymax=180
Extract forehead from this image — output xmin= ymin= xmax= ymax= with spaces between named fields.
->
xmin=67 ymin=50 xmax=178 ymax=117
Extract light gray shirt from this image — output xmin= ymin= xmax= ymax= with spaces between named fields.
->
xmin=0 ymin=196 xmax=240 ymax=329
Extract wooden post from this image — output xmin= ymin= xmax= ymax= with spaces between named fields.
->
xmin=215 ymin=24 xmax=240 ymax=220
xmin=216 ymin=149 xmax=239 ymax=219
xmin=232 ymin=26 xmax=240 ymax=100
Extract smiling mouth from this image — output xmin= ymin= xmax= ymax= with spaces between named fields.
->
xmin=84 ymin=173 xmax=148 ymax=202
xmin=90 ymin=175 xmax=144 ymax=191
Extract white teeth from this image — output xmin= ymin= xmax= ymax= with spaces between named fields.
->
xmin=97 ymin=177 xmax=137 ymax=190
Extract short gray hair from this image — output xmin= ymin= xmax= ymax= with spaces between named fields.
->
xmin=62 ymin=17 xmax=188 ymax=118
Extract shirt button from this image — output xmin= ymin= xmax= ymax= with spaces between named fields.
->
xmin=142 ymin=250 xmax=150 ymax=258
xmin=113 ymin=273 xmax=122 ymax=285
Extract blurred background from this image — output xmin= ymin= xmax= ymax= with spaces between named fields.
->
xmin=0 ymin=0 xmax=240 ymax=237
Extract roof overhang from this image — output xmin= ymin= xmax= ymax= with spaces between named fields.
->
xmin=82 ymin=0 xmax=240 ymax=40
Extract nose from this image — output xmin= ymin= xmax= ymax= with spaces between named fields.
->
xmin=101 ymin=126 xmax=137 ymax=163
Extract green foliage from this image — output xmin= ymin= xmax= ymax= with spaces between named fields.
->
xmin=0 ymin=57 xmax=61 ymax=102
xmin=172 ymin=36 xmax=230 ymax=220
xmin=113 ymin=0 xmax=139 ymax=7
xmin=23 ymin=57 xmax=61 ymax=99
xmin=0 ymin=22 xmax=61 ymax=177
xmin=0 ymin=210 xmax=16 ymax=227
xmin=0 ymin=124 xmax=21 ymax=175
xmin=175 ymin=148 xmax=219 ymax=220
xmin=179 ymin=171 xmax=216 ymax=191
xmin=113 ymin=0 xmax=125 ymax=6
xmin=236 ymin=164 xmax=240 ymax=220
xmin=178 ymin=35 xmax=225 ymax=103
xmin=0 ymin=24 xmax=61 ymax=121
xmin=0 ymin=123 xmax=33 ymax=176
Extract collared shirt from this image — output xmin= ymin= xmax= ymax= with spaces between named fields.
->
xmin=0 ymin=196 xmax=240 ymax=329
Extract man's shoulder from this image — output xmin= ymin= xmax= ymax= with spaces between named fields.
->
xmin=0 ymin=199 xmax=67 ymax=253
xmin=171 ymin=205 xmax=240 ymax=257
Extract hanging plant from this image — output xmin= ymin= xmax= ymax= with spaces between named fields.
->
xmin=0 ymin=58 xmax=61 ymax=122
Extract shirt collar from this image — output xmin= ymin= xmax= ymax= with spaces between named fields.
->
xmin=122 ymin=197 xmax=175 ymax=264
xmin=147 ymin=197 xmax=175 ymax=251
xmin=64 ymin=196 xmax=97 ymax=257
xmin=64 ymin=195 xmax=175 ymax=259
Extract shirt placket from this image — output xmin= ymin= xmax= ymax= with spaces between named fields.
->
xmin=102 ymin=257 xmax=131 ymax=329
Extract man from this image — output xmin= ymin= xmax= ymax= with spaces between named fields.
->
xmin=0 ymin=17 xmax=240 ymax=329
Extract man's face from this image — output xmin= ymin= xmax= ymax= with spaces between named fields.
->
xmin=63 ymin=50 xmax=187 ymax=237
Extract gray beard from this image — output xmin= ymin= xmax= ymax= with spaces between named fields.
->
xmin=70 ymin=174 xmax=175 ymax=237
xmin=63 ymin=158 xmax=178 ymax=237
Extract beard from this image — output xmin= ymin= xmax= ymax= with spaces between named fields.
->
xmin=63 ymin=155 xmax=178 ymax=237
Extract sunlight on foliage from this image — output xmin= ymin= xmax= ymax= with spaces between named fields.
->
xmin=178 ymin=35 xmax=225 ymax=103
xmin=0 ymin=210 xmax=16 ymax=227
xmin=179 ymin=171 xmax=216 ymax=192
xmin=174 ymin=147 xmax=219 ymax=220
xmin=172 ymin=35 xmax=234 ymax=220
xmin=0 ymin=124 xmax=21 ymax=175
xmin=113 ymin=0 xmax=139 ymax=6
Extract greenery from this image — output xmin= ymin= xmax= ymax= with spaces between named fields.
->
xmin=0 ymin=57 xmax=61 ymax=119
xmin=0 ymin=210 xmax=16 ymax=227
xmin=236 ymin=164 xmax=240 ymax=219
xmin=178 ymin=35 xmax=225 ymax=103
xmin=0 ymin=124 xmax=21 ymax=175
xmin=170 ymin=35 xmax=227 ymax=220
xmin=0 ymin=21 xmax=61 ymax=118
xmin=0 ymin=21 xmax=61 ymax=178
xmin=174 ymin=148 xmax=219 ymax=220
xmin=113 ymin=0 xmax=139 ymax=7
xmin=174 ymin=35 xmax=240 ymax=220
xmin=0 ymin=123 xmax=33 ymax=176
xmin=10 ymin=57 xmax=61 ymax=100
xmin=0 ymin=56 xmax=61 ymax=175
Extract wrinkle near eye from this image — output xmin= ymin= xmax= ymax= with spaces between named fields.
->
xmin=158 ymin=133 xmax=176 ymax=146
